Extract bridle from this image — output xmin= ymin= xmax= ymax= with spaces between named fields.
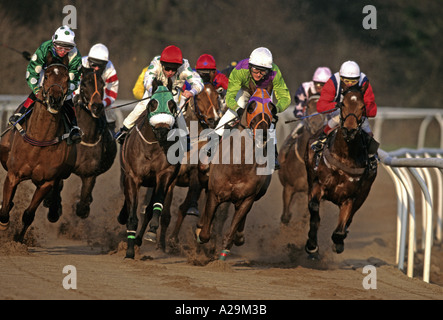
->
xmin=79 ymin=68 xmax=103 ymax=117
xmin=41 ymin=63 xmax=69 ymax=110
xmin=339 ymin=87 xmax=366 ymax=132
xmin=193 ymin=83 xmax=222 ymax=128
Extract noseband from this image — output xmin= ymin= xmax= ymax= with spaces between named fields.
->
xmin=339 ymin=87 xmax=366 ymax=133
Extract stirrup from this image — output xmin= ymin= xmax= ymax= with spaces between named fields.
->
xmin=8 ymin=113 xmax=23 ymax=125
xmin=69 ymin=126 xmax=82 ymax=143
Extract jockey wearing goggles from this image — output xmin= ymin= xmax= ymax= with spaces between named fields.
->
xmin=74 ymin=43 xmax=119 ymax=133
xmin=290 ymin=66 xmax=332 ymax=139
xmin=311 ymin=60 xmax=378 ymax=169
xmin=206 ymin=47 xmax=291 ymax=170
xmin=116 ymin=45 xmax=204 ymax=148
xmin=9 ymin=25 xmax=82 ymax=143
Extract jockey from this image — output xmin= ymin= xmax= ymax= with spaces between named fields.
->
xmin=209 ymin=47 xmax=292 ymax=170
xmin=115 ymin=45 xmax=204 ymax=147
xmin=291 ymin=66 xmax=332 ymax=138
xmin=76 ymin=43 xmax=119 ymax=133
xmin=310 ymin=61 xmax=378 ymax=167
xmin=9 ymin=25 xmax=82 ymax=142
xmin=184 ymin=53 xmax=229 ymax=112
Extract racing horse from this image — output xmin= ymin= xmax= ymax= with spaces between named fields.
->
xmin=117 ymin=79 xmax=181 ymax=259
xmin=0 ymin=53 xmax=76 ymax=242
xmin=195 ymin=82 xmax=275 ymax=261
xmin=278 ymin=93 xmax=325 ymax=225
xmin=160 ymin=82 xmax=225 ymax=251
xmin=304 ymin=82 xmax=377 ymax=257
xmin=72 ymin=66 xmax=117 ymax=218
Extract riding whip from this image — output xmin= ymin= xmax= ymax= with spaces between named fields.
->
xmin=284 ymin=107 xmax=338 ymax=124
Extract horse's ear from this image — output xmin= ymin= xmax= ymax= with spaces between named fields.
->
xmin=152 ymin=78 xmax=159 ymax=93
xmin=167 ymin=77 xmax=173 ymax=92
xmin=361 ymin=81 xmax=369 ymax=95
xmin=46 ymin=50 xmax=54 ymax=66
xmin=248 ymin=80 xmax=257 ymax=96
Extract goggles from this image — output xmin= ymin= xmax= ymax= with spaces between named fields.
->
xmin=250 ymin=67 xmax=269 ymax=76
xmin=163 ymin=65 xmax=178 ymax=72
xmin=340 ymin=76 xmax=359 ymax=86
xmin=314 ymin=81 xmax=325 ymax=87
xmin=53 ymin=43 xmax=74 ymax=53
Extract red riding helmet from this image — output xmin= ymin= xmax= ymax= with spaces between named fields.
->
xmin=160 ymin=45 xmax=183 ymax=65
xmin=196 ymin=54 xmax=216 ymax=70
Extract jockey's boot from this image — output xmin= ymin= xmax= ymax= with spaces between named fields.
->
xmin=311 ymin=131 xmax=328 ymax=153
xmin=64 ymin=100 xmax=82 ymax=143
xmin=114 ymin=126 xmax=129 ymax=144
xmin=9 ymin=93 xmax=36 ymax=125
xmin=274 ymin=144 xmax=280 ymax=170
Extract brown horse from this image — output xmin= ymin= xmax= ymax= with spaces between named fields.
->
xmin=304 ymin=82 xmax=377 ymax=257
xmin=278 ymin=94 xmax=325 ymax=225
xmin=160 ymin=82 xmax=224 ymax=251
xmin=0 ymin=54 xmax=76 ymax=242
xmin=195 ymin=83 xmax=275 ymax=261
xmin=72 ymin=66 xmax=117 ymax=218
xmin=117 ymin=80 xmax=181 ymax=259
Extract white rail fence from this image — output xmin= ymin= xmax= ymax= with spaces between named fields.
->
xmin=378 ymin=148 xmax=443 ymax=283
xmin=1 ymin=95 xmax=443 ymax=283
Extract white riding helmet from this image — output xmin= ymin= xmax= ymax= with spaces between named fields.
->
xmin=88 ymin=43 xmax=109 ymax=62
xmin=339 ymin=61 xmax=360 ymax=78
xmin=249 ymin=47 xmax=273 ymax=69
xmin=52 ymin=25 xmax=76 ymax=47
xmin=313 ymin=67 xmax=332 ymax=83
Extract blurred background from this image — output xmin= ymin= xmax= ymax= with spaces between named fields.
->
xmin=0 ymin=0 xmax=442 ymax=108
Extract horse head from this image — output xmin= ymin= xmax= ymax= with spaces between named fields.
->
xmin=147 ymin=79 xmax=177 ymax=142
xmin=242 ymin=83 xmax=275 ymax=147
xmin=193 ymin=82 xmax=221 ymax=129
xmin=41 ymin=53 xmax=69 ymax=113
xmin=339 ymin=82 xmax=368 ymax=142
xmin=78 ymin=66 xmax=105 ymax=118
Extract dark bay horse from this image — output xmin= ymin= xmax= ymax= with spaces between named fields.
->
xmin=278 ymin=94 xmax=325 ymax=225
xmin=161 ymin=82 xmax=224 ymax=251
xmin=195 ymin=83 xmax=275 ymax=261
xmin=0 ymin=54 xmax=76 ymax=241
xmin=117 ymin=80 xmax=181 ymax=259
xmin=304 ymin=82 xmax=377 ymax=257
xmin=73 ymin=66 xmax=117 ymax=218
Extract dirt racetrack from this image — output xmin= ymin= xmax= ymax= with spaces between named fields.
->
xmin=0 ymin=146 xmax=442 ymax=301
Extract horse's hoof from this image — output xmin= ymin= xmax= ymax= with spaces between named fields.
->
xmin=0 ymin=220 xmax=10 ymax=231
xmin=332 ymin=243 xmax=344 ymax=254
xmin=75 ymin=202 xmax=90 ymax=219
xmin=186 ymin=207 xmax=199 ymax=217
xmin=307 ymin=252 xmax=320 ymax=260
xmin=305 ymin=243 xmax=319 ymax=255
xmin=144 ymin=231 xmax=157 ymax=243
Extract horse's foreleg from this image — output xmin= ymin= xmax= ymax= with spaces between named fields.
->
xmin=124 ymin=177 xmax=140 ymax=259
xmin=136 ymin=188 xmax=154 ymax=246
xmin=331 ymin=199 xmax=354 ymax=254
xmin=0 ymin=173 xmax=20 ymax=230
xmin=219 ymin=197 xmax=254 ymax=261
xmin=47 ymin=179 xmax=63 ymax=223
xmin=196 ymin=191 xmax=219 ymax=244
xmin=76 ymin=176 xmax=96 ymax=219
xmin=145 ymin=174 xmax=172 ymax=244
xmin=280 ymin=185 xmax=295 ymax=225
xmin=305 ymin=185 xmax=322 ymax=256
xmin=185 ymin=168 xmax=201 ymax=216
xmin=16 ymin=181 xmax=54 ymax=243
